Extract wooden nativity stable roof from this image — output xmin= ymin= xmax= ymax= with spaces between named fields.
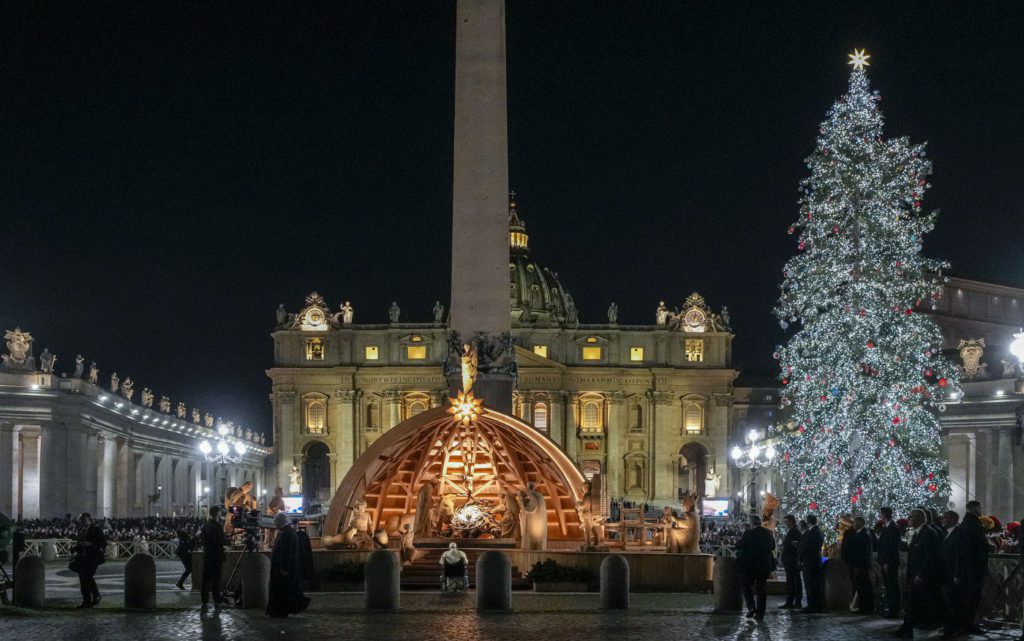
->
xmin=324 ymin=405 xmax=587 ymax=541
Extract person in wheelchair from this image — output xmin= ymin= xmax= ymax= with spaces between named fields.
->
xmin=440 ymin=542 xmax=469 ymax=593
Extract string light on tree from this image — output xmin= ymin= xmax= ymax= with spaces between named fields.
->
xmin=773 ymin=52 xmax=958 ymax=539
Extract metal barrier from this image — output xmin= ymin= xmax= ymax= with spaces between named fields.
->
xmin=24 ymin=539 xmax=179 ymax=560
xmin=982 ymin=553 xmax=1023 ymax=626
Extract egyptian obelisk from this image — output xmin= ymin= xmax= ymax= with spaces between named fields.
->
xmin=449 ymin=0 xmax=514 ymax=412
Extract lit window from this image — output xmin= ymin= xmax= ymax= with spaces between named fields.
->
xmin=533 ymin=345 xmax=549 ymax=358
xmin=586 ymin=336 xmax=598 ymax=343
xmin=582 ymin=346 xmax=602 ymax=361
xmin=364 ymin=345 xmax=379 ymax=360
xmin=409 ymin=401 xmax=427 ymax=417
xmin=685 ymin=339 xmax=704 ymax=363
xmin=629 ymin=347 xmax=644 ymax=362
xmin=582 ymin=401 xmax=600 ymax=431
xmin=683 ymin=401 xmax=703 ymax=435
xmin=532 ymin=403 xmax=548 ymax=432
xmin=305 ymin=399 xmax=326 ymax=434
xmin=411 ymin=335 xmax=422 ymax=342
xmin=305 ymin=338 xmax=325 ymax=361
xmin=406 ymin=345 xmax=427 ymax=360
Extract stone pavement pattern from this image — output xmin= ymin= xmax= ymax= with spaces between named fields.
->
xmin=0 ymin=562 xmax=991 ymax=641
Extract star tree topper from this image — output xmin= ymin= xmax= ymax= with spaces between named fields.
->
xmin=848 ymin=48 xmax=871 ymax=71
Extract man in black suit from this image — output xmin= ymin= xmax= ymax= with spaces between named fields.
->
xmin=779 ymin=514 xmax=803 ymax=609
xmin=877 ymin=506 xmax=902 ymax=618
xmin=736 ymin=514 xmax=777 ymax=620
xmin=942 ymin=501 xmax=989 ymax=638
xmin=72 ymin=513 xmax=107 ymax=608
xmin=893 ymin=509 xmax=942 ymax=637
xmin=798 ymin=513 xmax=824 ymax=612
xmin=200 ymin=506 xmax=227 ymax=609
xmin=842 ymin=515 xmax=874 ymax=614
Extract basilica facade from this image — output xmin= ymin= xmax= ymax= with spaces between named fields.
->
xmin=268 ymin=199 xmax=740 ymax=512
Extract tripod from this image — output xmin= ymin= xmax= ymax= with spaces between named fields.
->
xmin=0 ymin=560 xmax=13 ymax=605
xmin=221 ymin=530 xmax=260 ymax=608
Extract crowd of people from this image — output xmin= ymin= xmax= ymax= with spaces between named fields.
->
xmin=13 ymin=516 xmax=205 ymax=542
xmin=733 ymin=500 xmax=1005 ymax=639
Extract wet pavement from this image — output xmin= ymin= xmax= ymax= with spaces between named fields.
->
xmin=0 ymin=562 xmax=1002 ymax=640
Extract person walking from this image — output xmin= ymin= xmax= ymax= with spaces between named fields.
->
xmin=779 ymin=514 xmax=803 ymax=609
xmin=736 ymin=514 xmax=776 ymax=620
xmin=798 ymin=514 xmax=824 ymax=613
xmin=842 ymin=515 xmax=874 ymax=614
xmin=174 ymin=529 xmax=193 ymax=590
xmin=266 ymin=512 xmax=310 ymax=618
xmin=878 ymin=506 xmax=902 ymax=618
xmin=892 ymin=509 xmax=942 ymax=638
xmin=941 ymin=501 xmax=989 ymax=638
xmin=71 ymin=513 xmax=106 ymax=608
xmin=200 ymin=506 xmax=227 ymax=609
xmin=265 ymin=486 xmax=286 ymax=549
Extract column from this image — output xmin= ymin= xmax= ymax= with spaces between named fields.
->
xmin=549 ymin=392 xmax=566 ymax=448
xmin=116 ymin=439 xmax=131 ymax=517
xmin=563 ymin=393 xmax=580 ymax=462
xmin=997 ymin=426 xmax=1014 ymax=519
xmin=82 ymin=432 xmax=99 ymax=516
xmin=39 ymin=421 xmax=68 ymax=517
xmin=277 ymin=391 xmax=298 ymax=490
xmin=383 ymin=391 xmax=402 ymax=430
xmin=331 ymin=390 xmax=358 ymax=476
xmin=20 ymin=432 xmax=41 ymax=518
xmin=0 ymin=422 xmax=13 ymax=516
xmin=649 ymin=391 xmax=677 ymax=502
xmin=606 ymin=392 xmax=627 ymax=497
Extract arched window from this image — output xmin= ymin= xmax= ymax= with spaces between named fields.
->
xmin=530 ymin=284 xmax=542 ymax=309
xmin=304 ymin=396 xmax=327 ymax=435
xmin=683 ymin=400 xmax=703 ymax=435
xmin=532 ymin=402 xmax=548 ymax=432
xmin=582 ymin=402 xmax=600 ymax=430
xmin=410 ymin=401 xmax=426 ymax=417
xmin=403 ymin=392 xmax=430 ymax=420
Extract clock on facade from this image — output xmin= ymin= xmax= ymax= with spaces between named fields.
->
xmin=683 ymin=308 xmax=706 ymax=331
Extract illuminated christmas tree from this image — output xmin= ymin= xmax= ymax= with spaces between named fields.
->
xmin=773 ymin=51 xmax=958 ymax=533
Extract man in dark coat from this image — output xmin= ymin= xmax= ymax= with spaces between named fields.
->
xmin=267 ymin=512 xmax=310 ymax=618
xmin=877 ymin=506 xmax=902 ymax=618
xmin=798 ymin=514 xmax=824 ymax=612
xmin=735 ymin=514 xmax=776 ymax=620
xmin=200 ymin=506 xmax=227 ymax=609
xmin=893 ymin=509 xmax=943 ymax=637
xmin=72 ymin=512 xmax=107 ymax=608
xmin=942 ymin=501 xmax=989 ymax=638
xmin=841 ymin=515 xmax=874 ymax=614
xmin=779 ymin=514 xmax=803 ymax=609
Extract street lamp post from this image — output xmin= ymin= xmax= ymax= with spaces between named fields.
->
xmin=198 ymin=422 xmax=248 ymax=465
xmin=1011 ymin=330 xmax=1024 ymax=394
xmin=731 ymin=429 xmax=778 ymax=516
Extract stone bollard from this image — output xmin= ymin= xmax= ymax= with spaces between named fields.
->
xmin=476 ymin=550 xmax=511 ymax=611
xmin=13 ymin=555 xmax=46 ymax=608
xmin=364 ymin=549 xmax=400 ymax=610
xmin=712 ymin=555 xmax=743 ymax=612
xmin=124 ymin=553 xmax=157 ymax=610
xmin=823 ymin=558 xmax=853 ymax=611
xmin=240 ymin=553 xmax=271 ymax=610
xmin=600 ymin=554 xmax=629 ymax=610
xmin=39 ymin=541 xmax=56 ymax=562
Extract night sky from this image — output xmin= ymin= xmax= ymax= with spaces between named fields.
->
xmin=3 ymin=2 xmax=1022 ymax=438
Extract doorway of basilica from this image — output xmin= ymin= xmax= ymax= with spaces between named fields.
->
xmin=677 ymin=442 xmax=707 ymax=500
xmin=302 ymin=441 xmax=332 ymax=508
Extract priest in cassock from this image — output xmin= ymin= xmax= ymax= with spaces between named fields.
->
xmin=266 ymin=512 xmax=311 ymax=618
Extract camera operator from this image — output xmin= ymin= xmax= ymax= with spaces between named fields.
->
xmin=200 ymin=506 xmax=227 ymax=609
xmin=71 ymin=513 xmax=106 ymax=608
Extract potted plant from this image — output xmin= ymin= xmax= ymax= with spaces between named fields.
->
xmin=321 ymin=561 xmax=365 ymax=591
xmin=525 ymin=558 xmax=594 ymax=592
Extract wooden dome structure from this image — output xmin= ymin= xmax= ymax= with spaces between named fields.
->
xmin=323 ymin=405 xmax=586 ymax=543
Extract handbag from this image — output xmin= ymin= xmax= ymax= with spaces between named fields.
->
xmin=69 ymin=554 xmax=82 ymax=573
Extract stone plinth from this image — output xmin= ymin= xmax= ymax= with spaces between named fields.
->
xmin=600 ymin=554 xmax=629 ymax=609
xmin=240 ymin=552 xmax=271 ymax=610
xmin=823 ymin=558 xmax=853 ymax=611
xmin=476 ymin=550 xmax=512 ymax=611
xmin=712 ymin=555 xmax=742 ymax=612
xmin=364 ymin=549 xmax=400 ymax=610
xmin=124 ymin=552 xmax=157 ymax=609
xmin=13 ymin=555 xmax=45 ymax=608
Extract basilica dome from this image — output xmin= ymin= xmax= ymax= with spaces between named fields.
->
xmin=508 ymin=198 xmax=578 ymax=326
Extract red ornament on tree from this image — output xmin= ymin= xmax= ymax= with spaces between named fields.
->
xmin=928 ymin=484 xmax=938 ymax=493
xmin=866 ymin=341 xmax=875 ymax=349
xmin=938 ymin=378 xmax=948 ymax=388
xmin=809 ymin=501 xmax=818 ymax=511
